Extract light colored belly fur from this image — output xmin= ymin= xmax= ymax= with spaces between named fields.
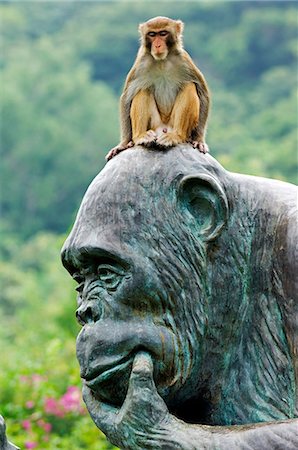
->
xmin=128 ymin=58 xmax=186 ymax=119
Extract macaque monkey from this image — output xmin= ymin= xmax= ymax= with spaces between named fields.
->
xmin=106 ymin=16 xmax=210 ymax=161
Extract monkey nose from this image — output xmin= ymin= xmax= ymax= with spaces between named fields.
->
xmin=76 ymin=301 xmax=102 ymax=325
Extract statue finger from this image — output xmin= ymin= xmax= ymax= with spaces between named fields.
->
xmin=82 ymin=384 xmax=118 ymax=435
xmin=129 ymin=351 xmax=155 ymax=391
xmin=118 ymin=351 xmax=170 ymax=429
xmin=126 ymin=351 xmax=167 ymax=407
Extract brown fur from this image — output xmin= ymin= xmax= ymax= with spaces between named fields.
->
xmin=106 ymin=17 xmax=210 ymax=160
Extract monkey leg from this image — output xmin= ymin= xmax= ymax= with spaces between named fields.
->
xmin=157 ymin=83 xmax=200 ymax=148
xmin=131 ymin=90 xmax=160 ymax=147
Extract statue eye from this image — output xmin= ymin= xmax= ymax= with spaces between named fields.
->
xmin=97 ymin=264 xmax=124 ymax=291
xmin=73 ymin=273 xmax=85 ymax=293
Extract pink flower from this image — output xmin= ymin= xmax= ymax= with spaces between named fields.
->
xmin=25 ymin=442 xmax=37 ymax=449
xmin=44 ymin=397 xmax=65 ymax=417
xmin=44 ymin=386 xmax=86 ymax=417
xmin=60 ymin=386 xmax=81 ymax=412
xmin=43 ymin=422 xmax=52 ymax=433
xmin=20 ymin=375 xmax=29 ymax=384
xmin=25 ymin=401 xmax=35 ymax=409
xmin=37 ymin=419 xmax=52 ymax=433
xmin=22 ymin=420 xmax=31 ymax=431
xmin=31 ymin=374 xmax=44 ymax=385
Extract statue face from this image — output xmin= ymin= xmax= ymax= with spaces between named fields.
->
xmin=60 ymin=149 xmax=206 ymax=409
xmin=63 ymin=227 xmax=182 ymax=406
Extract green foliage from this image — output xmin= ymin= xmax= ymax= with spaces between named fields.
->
xmin=0 ymin=232 xmax=118 ymax=449
xmin=1 ymin=35 xmax=119 ymax=238
xmin=1 ymin=1 xmax=297 ymax=239
xmin=0 ymin=1 xmax=297 ymax=447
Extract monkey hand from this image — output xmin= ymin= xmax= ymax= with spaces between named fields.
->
xmin=105 ymin=141 xmax=134 ymax=161
xmin=190 ymin=140 xmax=209 ymax=154
xmin=82 ymin=352 xmax=211 ymax=449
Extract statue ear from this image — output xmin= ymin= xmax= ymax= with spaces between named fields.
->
xmin=178 ymin=174 xmax=229 ymax=241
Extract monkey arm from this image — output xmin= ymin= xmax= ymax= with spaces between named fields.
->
xmin=106 ymin=61 xmax=142 ymax=162
xmin=82 ymin=352 xmax=298 ymax=450
xmin=183 ymin=50 xmax=210 ymax=141
xmin=119 ymin=91 xmax=132 ymax=145
xmin=105 ymin=68 xmax=137 ymax=161
xmin=115 ymin=60 xmax=140 ymax=148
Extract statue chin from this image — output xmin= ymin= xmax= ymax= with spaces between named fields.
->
xmin=86 ymin=360 xmax=133 ymax=406
xmin=84 ymin=353 xmax=176 ymax=407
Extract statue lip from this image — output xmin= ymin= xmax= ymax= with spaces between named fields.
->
xmin=82 ymin=354 xmax=133 ymax=388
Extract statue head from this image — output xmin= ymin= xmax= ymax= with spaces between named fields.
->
xmin=62 ymin=146 xmax=297 ymax=425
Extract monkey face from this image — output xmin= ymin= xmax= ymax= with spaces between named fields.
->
xmin=140 ymin=17 xmax=183 ymax=61
xmin=146 ymin=30 xmax=170 ymax=60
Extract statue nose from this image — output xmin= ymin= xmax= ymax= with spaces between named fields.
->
xmin=76 ymin=301 xmax=101 ymax=325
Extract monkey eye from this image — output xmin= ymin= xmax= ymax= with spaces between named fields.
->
xmin=159 ymin=30 xmax=168 ymax=37
xmin=97 ymin=264 xmax=125 ymax=291
xmin=147 ymin=31 xmax=157 ymax=37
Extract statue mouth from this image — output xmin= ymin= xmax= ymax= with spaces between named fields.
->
xmin=83 ymin=353 xmax=134 ymax=391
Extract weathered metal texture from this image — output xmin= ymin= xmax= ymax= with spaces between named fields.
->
xmin=62 ymin=146 xmax=298 ymax=449
xmin=0 ymin=416 xmax=19 ymax=450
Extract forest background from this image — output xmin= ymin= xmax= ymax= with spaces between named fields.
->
xmin=0 ymin=1 xmax=297 ymax=449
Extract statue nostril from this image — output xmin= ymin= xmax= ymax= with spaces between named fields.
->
xmin=76 ymin=303 xmax=102 ymax=325
xmin=76 ymin=308 xmax=85 ymax=326
xmin=85 ymin=306 xmax=94 ymax=324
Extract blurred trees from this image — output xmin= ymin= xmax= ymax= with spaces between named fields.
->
xmin=1 ymin=35 xmax=118 ymax=237
xmin=1 ymin=1 xmax=297 ymax=238
xmin=0 ymin=231 xmax=116 ymax=448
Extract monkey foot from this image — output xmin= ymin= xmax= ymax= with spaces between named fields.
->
xmin=105 ymin=141 xmax=134 ymax=161
xmin=156 ymin=132 xmax=182 ymax=148
xmin=135 ymin=130 xmax=157 ymax=147
xmin=191 ymin=141 xmax=209 ymax=154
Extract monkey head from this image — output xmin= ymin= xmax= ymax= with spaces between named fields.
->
xmin=139 ymin=16 xmax=184 ymax=60
xmin=62 ymin=146 xmax=297 ymax=425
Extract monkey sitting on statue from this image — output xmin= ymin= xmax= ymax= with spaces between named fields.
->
xmin=106 ymin=16 xmax=210 ymax=161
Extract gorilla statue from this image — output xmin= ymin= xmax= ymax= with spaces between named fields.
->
xmin=61 ymin=146 xmax=298 ymax=449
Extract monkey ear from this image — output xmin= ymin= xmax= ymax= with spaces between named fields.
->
xmin=175 ymin=20 xmax=184 ymax=35
xmin=178 ymin=174 xmax=228 ymax=241
xmin=138 ymin=23 xmax=145 ymax=35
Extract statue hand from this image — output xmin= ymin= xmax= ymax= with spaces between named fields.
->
xmin=82 ymin=353 xmax=298 ymax=450
xmin=82 ymin=352 xmax=175 ymax=449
